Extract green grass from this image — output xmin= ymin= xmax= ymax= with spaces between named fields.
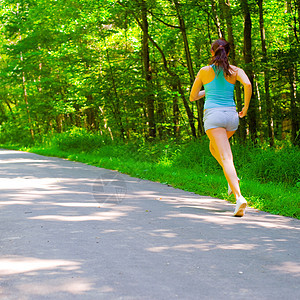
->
xmin=2 ymin=130 xmax=299 ymax=220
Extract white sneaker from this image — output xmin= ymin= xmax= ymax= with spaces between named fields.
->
xmin=228 ymin=177 xmax=240 ymax=196
xmin=233 ymin=196 xmax=247 ymax=217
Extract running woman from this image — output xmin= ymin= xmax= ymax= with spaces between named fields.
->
xmin=190 ymin=38 xmax=252 ymax=217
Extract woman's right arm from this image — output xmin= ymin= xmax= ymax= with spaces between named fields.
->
xmin=236 ymin=68 xmax=252 ymax=118
xmin=190 ymin=68 xmax=206 ymax=102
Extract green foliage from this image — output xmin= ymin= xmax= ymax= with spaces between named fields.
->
xmin=40 ymin=132 xmax=300 ymax=188
xmin=50 ymin=127 xmax=113 ymax=152
xmin=172 ymin=139 xmax=219 ymax=173
xmin=0 ymin=0 xmax=299 ymax=145
xmin=0 ymin=121 xmax=35 ymax=146
xmin=238 ymin=146 xmax=300 ymax=186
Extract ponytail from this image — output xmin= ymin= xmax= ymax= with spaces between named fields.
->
xmin=210 ymin=39 xmax=232 ymax=77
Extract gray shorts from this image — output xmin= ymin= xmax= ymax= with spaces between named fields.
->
xmin=203 ymin=107 xmax=239 ymax=132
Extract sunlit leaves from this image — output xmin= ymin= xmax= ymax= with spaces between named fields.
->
xmin=0 ymin=0 xmax=299 ymax=144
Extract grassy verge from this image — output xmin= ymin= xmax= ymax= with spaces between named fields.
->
xmin=2 ymin=134 xmax=299 ymax=219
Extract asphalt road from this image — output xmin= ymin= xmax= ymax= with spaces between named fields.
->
xmin=0 ymin=149 xmax=299 ymax=300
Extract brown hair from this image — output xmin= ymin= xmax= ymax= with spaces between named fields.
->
xmin=210 ymin=38 xmax=232 ymax=76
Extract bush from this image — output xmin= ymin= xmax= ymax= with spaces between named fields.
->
xmin=243 ymin=147 xmax=300 ymax=186
xmin=172 ymin=138 xmax=219 ymax=173
xmin=52 ymin=127 xmax=113 ymax=152
xmin=8 ymin=128 xmax=298 ymax=188
xmin=172 ymin=139 xmax=299 ymax=187
xmin=0 ymin=123 xmax=35 ymax=146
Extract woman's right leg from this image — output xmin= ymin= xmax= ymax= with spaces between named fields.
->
xmin=209 ymin=142 xmax=222 ymax=165
xmin=210 ymin=130 xmax=240 ymax=195
xmin=210 ymin=129 xmax=236 ymax=164
xmin=207 ymin=127 xmax=247 ymax=216
xmin=206 ymin=128 xmax=241 ymax=199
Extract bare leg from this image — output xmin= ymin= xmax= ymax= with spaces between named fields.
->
xmin=209 ymin=130 xmax=236 ymax=165
xmin=206 ymin=128 xmax=241 ymax=199
xmin=209 ymin=142 xmax=222 ymax=165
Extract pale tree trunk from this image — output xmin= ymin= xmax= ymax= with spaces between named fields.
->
xmin=211 ymin=0 xmax=224 ymax=38
xmin=105 ymin=47 xmax=126 ymax=139
xmin=99 ymin=106 xmax=114 ymax=141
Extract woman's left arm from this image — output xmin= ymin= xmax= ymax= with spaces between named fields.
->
xmin=190 ymin=69 xmax=205 ymax=102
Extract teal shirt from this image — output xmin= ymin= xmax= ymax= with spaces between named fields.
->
xmin=203 ymin=65 xmax=235 ymax=110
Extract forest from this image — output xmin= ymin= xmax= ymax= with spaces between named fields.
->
xmin=0 ymin=0 xmax=299 ymax=146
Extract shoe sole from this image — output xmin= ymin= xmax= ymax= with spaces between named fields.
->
xmin=234 ymin=203 xmax=247 ymax=217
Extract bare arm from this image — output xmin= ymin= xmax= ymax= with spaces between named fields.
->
xmin=236 ymin=68 xmax=252 ymax=118
xmin=190 ymin=69 xmax=205 ymax=101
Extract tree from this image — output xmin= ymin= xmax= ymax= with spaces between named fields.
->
xmin=257 ymin=0 xmax=274 ymax=146
xmin=0 ymin=0 xmax=298 ymax=146
xmin=241 ymin=0 xmax=257 ymax=142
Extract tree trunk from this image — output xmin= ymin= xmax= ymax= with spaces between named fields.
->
xmin=141 ymin=0 xmax=156 ymax=139
xmin=297 ymin=0 xmax=300 ymax=37
xmin=142 ymin=29 xmax=197 ymax=138
xmin=258 ymin=0 xmax=274 ymax=146
xmin=56 ymin=114 xmax=63 ymax=133
xmin=156 ymin=99 xmax=165 ymax=139
xmin=17 ymin=3 xmax=34 ymax=141
xmin=241 ymin=0 xmax=257 ymax=142
xmin=21 ymin=68 xmax=34 ymax=141
xmin=172 ymin=84 xmax=180 ymax=137
xmin=99 ymin=106 xmax=114 ymax=141
xmin=177 ymin=80 xmax=197 ymax=137
xmin=220 ymin=0 xmax=246 ymax=142
xmin=173 ymin=0 xmax=203 ymax=136
xmin=286 ymin=0 xmax=300 ymax=145
xmin=211 ymin=0 xmax=224 ymax=38
xmin=288 ymin=66 xmax=299 ymax=144
xmin=118 ymin=0 xmax=197 ymax=137
xmin=294 ymin=66 xmax=300 ymax=146
xmin=105 ymin=47 xmax=126 ymax=139
xmin=86 ymin=107 xmax=98 ymax=131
